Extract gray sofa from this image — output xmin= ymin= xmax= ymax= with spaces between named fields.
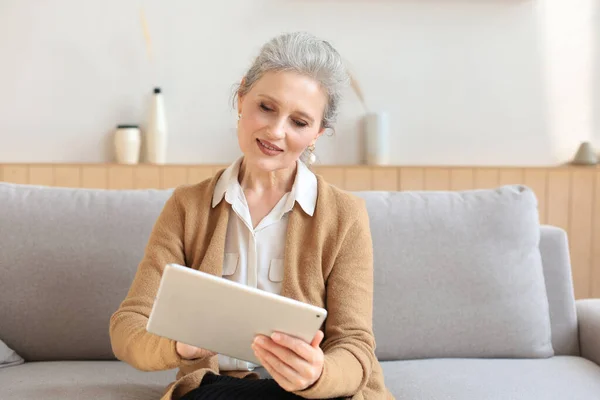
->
xmin=0 ymin=181 xmax=599 ymax=400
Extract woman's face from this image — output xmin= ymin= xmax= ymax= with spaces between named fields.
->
xmin=237 ymin=71 xmax=327 ymax=172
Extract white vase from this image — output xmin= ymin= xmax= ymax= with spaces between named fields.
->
xmin=146 ymin=87 xmax=168 ymax=164
xmin=363 ymin=111 xmax=390 ymax=165
xmin=114 ymin=125 xmax=141 ymax=164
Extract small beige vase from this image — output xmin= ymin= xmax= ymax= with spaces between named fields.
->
xmin=114 ymin=125 xmax=141 ymax=164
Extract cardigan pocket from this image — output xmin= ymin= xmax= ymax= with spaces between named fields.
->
xmin=222 ymin=253 xmax=239 ymax=276
xmin=268 ymin=259 xmax=285 ymax=282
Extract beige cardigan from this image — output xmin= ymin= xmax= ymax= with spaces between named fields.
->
xmin=109 ymin=171 xmax=393 ymax=400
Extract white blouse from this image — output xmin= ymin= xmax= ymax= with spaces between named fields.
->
xmin=211 ymin=157 xmax=317 ymax=371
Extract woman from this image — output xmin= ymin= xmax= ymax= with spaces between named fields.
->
xmin=109 ymin=32 xmax=393 ymax=400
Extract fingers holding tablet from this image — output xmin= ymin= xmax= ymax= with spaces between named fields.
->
xmin=176 ymin=341 xmax=217 ymax=360
xmin=251 ymin=330 xmax=325 ymax=391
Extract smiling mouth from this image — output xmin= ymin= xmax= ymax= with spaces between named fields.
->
xmin=257 ymin=139 xmax=283 ymax=152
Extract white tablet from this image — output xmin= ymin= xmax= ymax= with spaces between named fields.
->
xmin=146 ymin=263 xmax=327 ymax=366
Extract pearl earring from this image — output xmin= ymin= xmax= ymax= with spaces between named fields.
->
xmin=237 ymin=113 xmax=241 ymax=121
xmin=307 ymin=144 xmax=316 ymax=165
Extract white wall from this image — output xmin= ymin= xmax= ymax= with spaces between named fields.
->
xmin=0 ymin=0 xmax=598 ymax=166
xmin=538 ymin=0 xmax=599 ymax=162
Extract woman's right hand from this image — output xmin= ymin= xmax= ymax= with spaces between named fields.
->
xmin=175 ymin=342 xmax=217 ymax=360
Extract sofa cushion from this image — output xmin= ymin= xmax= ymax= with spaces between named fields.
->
xmin=2 ymin=357 xmax=598 ymax=400
xmin=356 ymin=185 xmax=554 ymax=360
xmin=0 ymin=361 xmax=175 ymax=400
xmin=0 ymin=183 xmax=172 ymax=361
xmin=0 ymin=340 xmax=23 ymax=368
xmin=381 ymin=356 xmax=600 ymax=399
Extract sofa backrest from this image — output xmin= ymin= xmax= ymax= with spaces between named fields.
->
xmin=0 ymin=182 xmax=579 ymax=362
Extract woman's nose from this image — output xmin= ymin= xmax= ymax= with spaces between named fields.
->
xmin=268 ymin=117 xmax=286 ymax=139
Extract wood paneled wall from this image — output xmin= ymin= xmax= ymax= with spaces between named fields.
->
xmin=2 ymin=164 xmax=599 ymax=300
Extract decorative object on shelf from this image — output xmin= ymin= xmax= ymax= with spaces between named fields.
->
xmin=571 ymin=141 xmax=598 ymax=165
xmin=363 ymin=111 xmax=390 ymax=165
xmin=350 ymin=72 xmax=390 ymax=165
xmin=114 ymin=125 xmax=141 ymax=164
xmin=140 ymin=6 xmax=154 ymax=63
xmin=139 ymin=7 xmax=167 ymax=164
xmin=145 ymin=87 xmax=168 ymax=164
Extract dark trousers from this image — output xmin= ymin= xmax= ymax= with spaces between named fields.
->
xmin=180 ymin=373 xmax=344 ymax=400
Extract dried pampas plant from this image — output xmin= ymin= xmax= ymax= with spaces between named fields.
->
xmin=347 ymin=68 xmax=368 ymax=113
xmin=140 ymin=6 xmax=154 ymax=62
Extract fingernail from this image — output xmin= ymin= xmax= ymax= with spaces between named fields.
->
xmin=272 ymin=333 xmax=281 ymax=341
xmin=255 ymin=336 xmax=265 ymax=345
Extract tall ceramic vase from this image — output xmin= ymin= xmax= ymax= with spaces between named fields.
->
xmin=145 ymin=87 xmax=168 ymax=164
xmin=363 ymin=111 xmax=389 ymax=165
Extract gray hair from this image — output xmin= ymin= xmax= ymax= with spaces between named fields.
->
xmin=235 ymin=32 xmax=349 ymax=130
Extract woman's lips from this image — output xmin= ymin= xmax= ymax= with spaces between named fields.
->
xmin=257 ymin=139 xmax=283 ymax=156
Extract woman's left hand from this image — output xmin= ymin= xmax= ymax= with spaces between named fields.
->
xmin=252 ymin=330 xmax=325 ymax=392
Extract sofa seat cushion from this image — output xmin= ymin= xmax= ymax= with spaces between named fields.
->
xmin=382 ymin=356 xmax=600 ymax=399
xmin=0 ymin=361 xmax=176 ymax=400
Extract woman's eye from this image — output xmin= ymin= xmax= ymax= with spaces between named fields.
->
xmin=293 ymin=119 xmax=308 ymax=128
xmin=259 ymin=103 xmax=272 ymax=112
